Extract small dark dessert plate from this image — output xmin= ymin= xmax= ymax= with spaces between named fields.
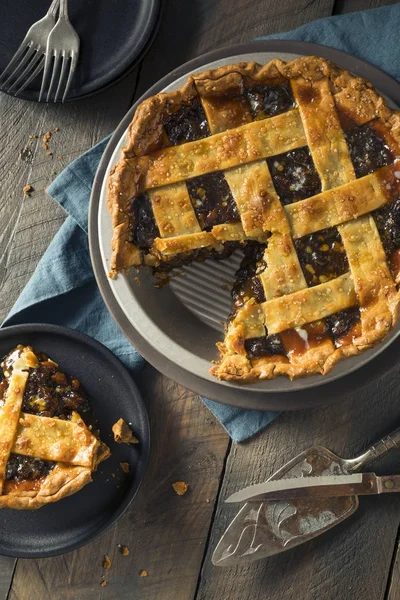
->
xmin=0 ymin=323 xmax=150 ymax=558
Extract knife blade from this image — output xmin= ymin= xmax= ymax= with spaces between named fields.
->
xmin=225 ymin=473 xmax=400 ymax=503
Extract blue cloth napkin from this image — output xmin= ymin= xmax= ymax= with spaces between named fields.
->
xmin=3 ymin=3 xmax=399 ymax=442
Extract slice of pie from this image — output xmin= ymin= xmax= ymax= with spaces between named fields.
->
xmin=107 ymin=56 xmax=400 ymax=382
xmin=0 ymin=346 xmax=110 ymax=509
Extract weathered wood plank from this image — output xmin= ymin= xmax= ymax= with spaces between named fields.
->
xmin=387 ymin=537 xmax=400 ymax=600
xmin=196 ymin=364 xmax=400 ymax=600
xmin=0 ymin=557 xmax=15 ymax=600
xmin=9 ymin=366 xmax=229 ymax=600
xmin=334 ymin=0 xmax=397 ymax=15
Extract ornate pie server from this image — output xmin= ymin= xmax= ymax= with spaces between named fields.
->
xmin=212 ymin=426 xmax=400 ymax=566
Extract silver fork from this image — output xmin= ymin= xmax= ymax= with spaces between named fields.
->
xmin=39 ymin=0 xmax=80 ymax=102
xmin=0 ymin=0 xmax=60 ymax=96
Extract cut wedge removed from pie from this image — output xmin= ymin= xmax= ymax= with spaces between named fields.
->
xmin=107 ymin=56 xmax=400 ymax=383
xmin=0 ymin=346 xmax=110 ymax=509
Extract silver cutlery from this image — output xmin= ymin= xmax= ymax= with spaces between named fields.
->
xmin=39 ymin=0 xmax=80 ymax=102
xmin=0 ymin=0 xmax=60 ymax=96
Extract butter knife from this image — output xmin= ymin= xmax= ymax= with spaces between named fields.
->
xmin=225 ymin=472 xmax=400 ymax=503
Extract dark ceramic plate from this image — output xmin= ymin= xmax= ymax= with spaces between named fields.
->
xmin=89 ymin=40 xmax=400 ymax=410
xmin=0 ymin=0 xmax=161 ymax=101
xmin=0 ymin=324 xmax=150 ymax=558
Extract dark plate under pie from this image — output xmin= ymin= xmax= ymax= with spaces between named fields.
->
xmin=90 ymin=40 xmax=400 ymax=410
xmin=0 ymin=324 xmax=150 ymax=558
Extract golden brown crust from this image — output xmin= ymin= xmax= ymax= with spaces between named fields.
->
xmin=107 ymin=55 xmax=400 ymax=382
xmin=0 ymin=465 xmax=93 ymax=510
xmin=0 ymin=346 xmax=111 ymax=509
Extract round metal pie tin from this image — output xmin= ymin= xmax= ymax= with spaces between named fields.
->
xmin=89 ymin=40 xmax=400 ymax=411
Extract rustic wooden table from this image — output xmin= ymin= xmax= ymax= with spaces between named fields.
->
xmin=1 ymin=0 xmax=400 ymax=598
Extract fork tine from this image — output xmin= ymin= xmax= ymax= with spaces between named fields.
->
xmin=13 ymin=55 xmax=45 ymax=97
xmin=1 ymin=44 xmax=36 ymax=88
xmin=62 ymin=51 xmax=77 ymax=102
xmin=8 ymin=51 xmax=42 ymax=94
xmin=39 ymin=51 xmax=54 ymax=102
xmin=54 ymin=52 xmax=68 ymax=103
xmin=0 ymin=42 xmax=29 ymax=84
xmin=46 ymin=51 xmax=61 ymax=103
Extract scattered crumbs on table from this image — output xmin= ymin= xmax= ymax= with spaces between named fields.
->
xmin=172 ymin=481 xmax=189 ymax=496
xmin=120 ymin=462 xmax=130 ymax=473
xmin=43 ymin=186 xmax=48 ymax=191
xmin=140 ymin=570 xmax=148 ymax=577
xmin=134 ymin=276 xmax=140 ymax=286
xmin=112 ymin=418 xmax=139 ymax=444
xmin=47 ymin=151 xmax=53 ymax=157
xmin=101 ymin=580 xmax=107 ymax=587
xmin=103 ymin=554 xmax=112 ymax=569
xmin=206 ymin=498 xmax=210 ymax=503
xmin=57 ymin=155 xmax=63 ymax=160
xmin=118 ymin=544 xmax=130 ymax=556
xmin=54 ymin=127 xmax=60 ymax=132
xmin=111 ymin=473 xmax=116 ymax=478
xmin=42 ymin=130 xmax=52 ymax=150
xmin=23 ymin=184 xmax=33 ymax=196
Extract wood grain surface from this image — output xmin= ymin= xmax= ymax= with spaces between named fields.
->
xmin=1 ymin=1 xmax=399 ymax=599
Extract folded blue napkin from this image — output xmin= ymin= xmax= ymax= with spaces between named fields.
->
xmin=3 ymin=3 xmax=400 ymax=442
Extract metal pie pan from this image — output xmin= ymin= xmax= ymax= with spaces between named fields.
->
xmin=89 ymin=40 xmax=400 ymax=411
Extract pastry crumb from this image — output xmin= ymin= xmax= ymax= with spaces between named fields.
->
xmin=172 ymin=481 xmax=189 ymax=496
xmin=118 ymin=544 xmax=130 ymax=555
xmin=119 ymin=462 xmax=130 ymax=473
xmin=140 ymin=570 xmax=148 ymax=577
xmin=54 ymin=127 xmax=60 ymax=132
xmin=42 ymin=131 xmax=51 ymax=150
xmin=101 ymin=580 xmax=107 ymax=587
xmin=23 ymin=184 xmax=33 ymax=196
xmin=57 ymin=155 xmax=63 ymax=160
xmin=103 ymin=554 xmax=111 ymax=569
xmin=112 ymin=418 xmax=139 ymax=444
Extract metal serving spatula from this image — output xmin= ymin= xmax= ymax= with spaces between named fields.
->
xmin=212 ymin=426 xmax=400 ymax=567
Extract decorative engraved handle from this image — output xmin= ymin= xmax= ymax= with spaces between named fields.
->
xmin=346 ymin=427 xmax=400 ymax=473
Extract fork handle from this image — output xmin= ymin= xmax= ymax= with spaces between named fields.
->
xmin=346 ymin=426 xmax=400 ymax=473
xmin=59 ymin=0 xmax=69 ymax=18
xmin=48 ymin=0 xmax=60 ymax=17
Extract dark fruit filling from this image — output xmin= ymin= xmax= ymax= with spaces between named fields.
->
xmin=187 ymin=171 xmax=239 ymax=230
xmin=164 ymin=98 xmax=210 ymax=145
xmin=245 ymin=333 xmax=286 ymax=359
xmin=231 ymin=242 xmax=267 ymax=313
xmin=325 ymin=308 xmax=361 ymax=342
xmin=294 ymin=228 xmax=349 ymax=287
xmin=2 ymin=348 xmax=90 ymax=483
xmin=267 ymin=147 xmax=322 ymax=205
xmin=246 ymin=83 xmax=296 ymax=119
xmin=345 ymin=123 xmax=393 ymax=178
xmin=6 ymin=455 xmax=55 ymax=482
xmin=373 ymin=198 xmax=400 ymax=276
xmin=130 ymin=193 xmax=160 ymax=251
